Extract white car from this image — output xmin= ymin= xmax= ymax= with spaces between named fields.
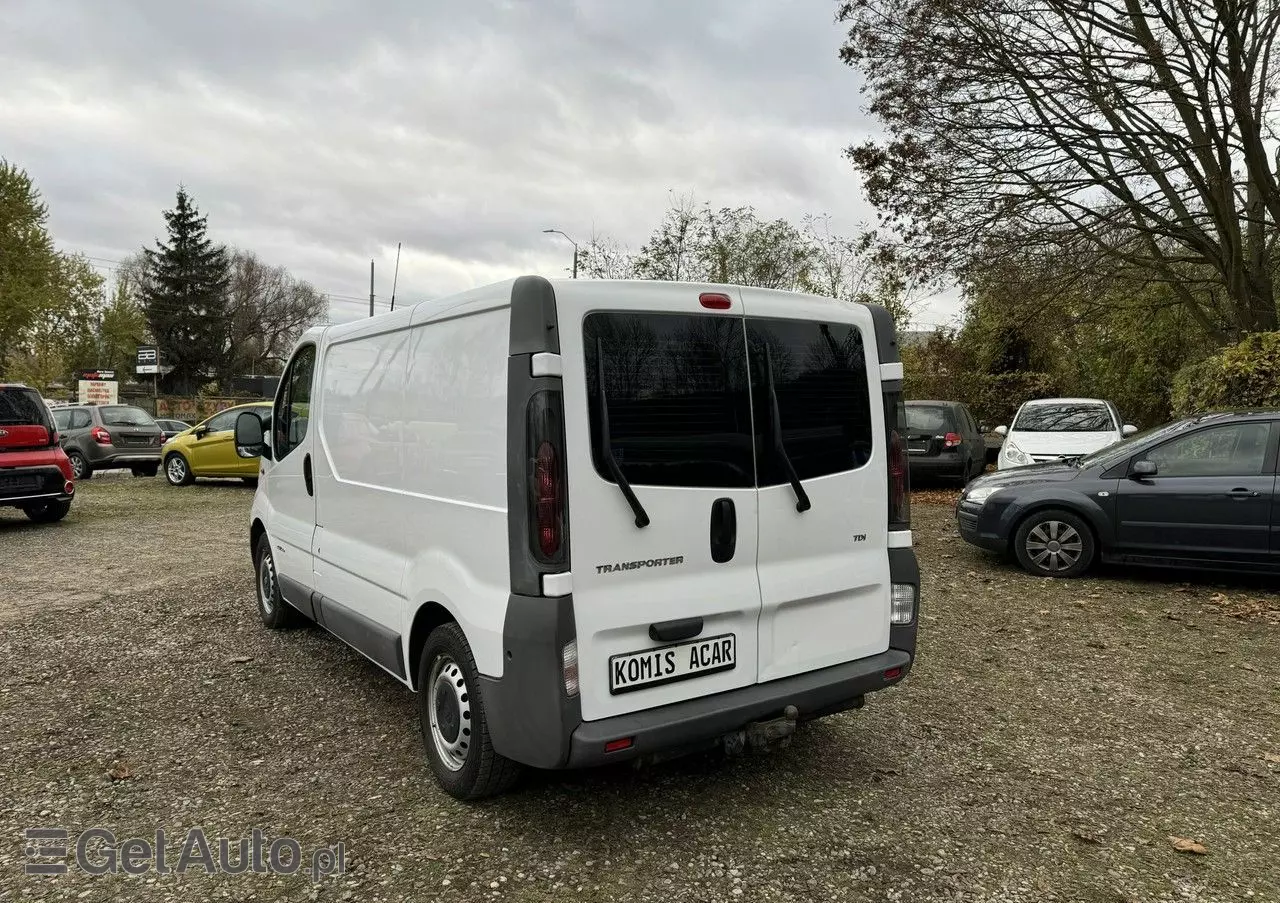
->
xmin=231 ymin=276 xmax=920 ymax=799
xmin=996 ymin=398 xmax=1136 ymax=470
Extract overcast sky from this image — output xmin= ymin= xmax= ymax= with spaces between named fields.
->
xmin=1 ymin=0 xmax=960 ymax=327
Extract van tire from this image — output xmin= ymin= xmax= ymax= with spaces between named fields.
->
xmin=418 ymin=623 xmax=523 ymax=800
xmin=253 ymin=534 xmax=299 ymax=629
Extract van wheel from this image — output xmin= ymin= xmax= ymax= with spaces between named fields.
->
xmin=254 ymin=534 xmax=298 ymax=629
xmin=418 ymin=623 xmax=522 ymax=800
xmin=1013 ymin=509 xmax=1095 ymax=578
xmin=24 ymin=500 xmax=72 ymax=523
xmin=165 ymin=453 xmax=194 ymax=486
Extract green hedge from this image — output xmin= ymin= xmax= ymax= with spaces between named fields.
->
xmin=1172 ymin=331 xmax=1280 ymax=416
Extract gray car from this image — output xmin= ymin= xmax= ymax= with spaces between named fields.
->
xmin=52 ymin=404 xmax=164 ymax=479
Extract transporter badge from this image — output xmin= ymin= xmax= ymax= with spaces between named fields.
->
xmin=595 ymin=556 xmax=685 ymax=575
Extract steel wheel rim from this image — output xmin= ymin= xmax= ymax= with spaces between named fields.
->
xmin=166 ymin=456 xmax=186 ymax=483
xmin=428 ymin=654 xmax=471 ymax=772
xmin=69 ymin=454 xmax=85 ymax=479
xmin=1025 ymin=520 xmax=1083 ymax=572
xmin=257 ymin=550 xmax=276 ymax=616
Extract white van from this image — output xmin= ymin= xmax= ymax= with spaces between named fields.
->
xmin=995 ymin=397 xmax=1136 ymax=470
xmin=234 ymin=276 xmax=920 ymax=799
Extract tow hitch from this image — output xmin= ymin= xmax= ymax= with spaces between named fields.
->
xmin=723 ymin=705 xmax=800 ymax=756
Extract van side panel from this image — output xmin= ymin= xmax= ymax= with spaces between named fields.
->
xmin=312 ymin=321 xmax=414 ymax=679
xmin=398 ymin=301 xmax=512 ymax=679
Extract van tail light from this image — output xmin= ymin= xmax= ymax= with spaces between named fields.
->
xmin=888 ymin=428 xmax=908 ymax=525
xmin=535 ymin=441 xmax=560 ymax=557
xmin=90 ymin=426 xmax=112 ymax=445
xmin=944 ymin=432 xmax=962 ymax=448
xmin=527 ymin=390 xmax=569 ymax=568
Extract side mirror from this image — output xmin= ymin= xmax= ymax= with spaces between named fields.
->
xmin=234 ymin=411 xmax=268 ymax=459
xmin=1122 ymin=424 xmax=1138 ymax=436
xmin=193 ymin=424 xmax=209 ymax=438
xmin=1130 ymin=459 xmax=1158 ymax=479
xmin=994 ymin=425 xmax=1008 ymax=437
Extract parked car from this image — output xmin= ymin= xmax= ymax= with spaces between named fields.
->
xmin=51 ymin=404 xmax=163 ymax=479
xmin=162 ymin=402 xmax=271 ymax=486
xmin=996 ymin=397 xmax=1136 ymax=470
xmin=957 ymin=410 xmax=1280 ymax=578
xmin=234 ymin=275 xmax=920 ymax=799
xmin=155 ymin=419 xmax=192 ymax=442
xmin=0 ymin=383 xmax=75 ymax=522
xmin=903 ymin=400 xmax=986 ymax=484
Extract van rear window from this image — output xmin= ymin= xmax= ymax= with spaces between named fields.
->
xmin=583 ymin=312 xmax=754 ymax=488
xmin=583 ymin=312 xmax=875 ymax=489
xmin=748 ymin=319 xmax=873 ymax=483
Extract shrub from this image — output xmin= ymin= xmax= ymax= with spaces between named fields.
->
xmin=1172 ymin=331 xmax=1280 ymax=416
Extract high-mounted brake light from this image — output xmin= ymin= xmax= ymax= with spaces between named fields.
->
xmin=90 ymin=426 xmax=111 ymax=445
xmin=944 ymin=432 xmax=962 ymax=448
xmin=699 ymin=292 xmax=732 ymax=310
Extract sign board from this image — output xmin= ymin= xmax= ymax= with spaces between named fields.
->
xmin=136 ymin=345 xmax=159 ymax=375
xmin=78 ymin=380 xmax=118 ymax=405
xmin=76 ymin=369 xmax=116 ymax=381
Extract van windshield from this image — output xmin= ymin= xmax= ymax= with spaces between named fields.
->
xmin=1013 ymin=403 xmax=1112 ymax=432
xmin=583 ymin=312 xmax=874 ymax=489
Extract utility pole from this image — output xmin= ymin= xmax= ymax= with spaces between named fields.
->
xmin=390 ymin=242 xmax=402 ymax=311
xmin=369 ymin=259 xmax=375 ymax=317
xmin=542 ymin=229 xmax=580 ymax=279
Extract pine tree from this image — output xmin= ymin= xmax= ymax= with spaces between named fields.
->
xmin=142 ymin=187 xmax=230 ymax=394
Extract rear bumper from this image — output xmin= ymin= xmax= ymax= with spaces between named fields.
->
xmin=483 ymin=545 xmax=921 ymax=771
xmin=564 ymin=649 xmax=911 ymax=768
xmin=87 ymin=449 xmax=161 ymax=467
xmin=0 ymin=465 xmax=73 ymax=507
xmin=907 ymin=454 xmax=966 ymax=478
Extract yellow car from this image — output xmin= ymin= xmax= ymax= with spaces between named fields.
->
xmin=162 ymin=402 xmax=272 ymax=486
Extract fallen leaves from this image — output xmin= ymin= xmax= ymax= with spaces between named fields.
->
xmin=1168 ymin=836 xmax=1208 ymax=856
xmin=107 ymin=760 xmax=133 ymax=781
xmin=1203 ymin=591 xmax=1280 ymax=624
xmin=912 ymin=489 xmax=961 ymax=506
xmin=1263 ymin=752 xmax=1280 ymax=764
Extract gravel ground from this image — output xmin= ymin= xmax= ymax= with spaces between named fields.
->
xmin=1 ymin=480 xmax=1277 ymax=902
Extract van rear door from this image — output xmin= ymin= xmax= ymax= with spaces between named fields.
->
xmin=558 ymin=284 xmax=762 ymax=721
xmin=741 ymin=289 xmax=891 ymax=682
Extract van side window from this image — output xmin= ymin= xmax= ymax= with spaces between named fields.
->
xmin=274 ymin=345 xmax=316 ymax=459
xmin=584 ymin=312 xmax=754 ymax=489
xmin=748 ymin=319 xmax=874 ymax=482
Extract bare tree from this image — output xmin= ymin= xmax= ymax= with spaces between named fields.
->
xmin=223 ymin=250 xmax=327 ymax=384
xmin=838 ymin=0 xmax=1280 ymax=339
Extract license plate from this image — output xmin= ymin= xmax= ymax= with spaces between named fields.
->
xmin=609 ymin=634 xmax=736 ymax=695
xmin=0 ymin=475 xmax=40 ymax=492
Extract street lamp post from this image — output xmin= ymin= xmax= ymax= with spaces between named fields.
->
xmin=542 ymin=229 xmax=579 ymax=279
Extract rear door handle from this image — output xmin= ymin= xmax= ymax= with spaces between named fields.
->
xmin=303 ymin=453 xmax=313 ymax=497
xmin=1226 ymin=488 xmax=1259 ymax=499
xmin=649 ymin=617 xmax=703 ymax=643
xmin=709 ymin=497 xmax=737 ymax=563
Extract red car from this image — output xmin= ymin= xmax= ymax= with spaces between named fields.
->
xmin=0 ymin=384 xmax=75 ymax=523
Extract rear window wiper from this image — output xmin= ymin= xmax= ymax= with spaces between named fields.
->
xmin=762 ymin=345 xmax=811 ymax=513
xmin=594 ymin=338 xmax=650 ymax=528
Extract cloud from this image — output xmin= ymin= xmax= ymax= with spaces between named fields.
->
xmin=1 ymin=0 xmax=941 ymax=325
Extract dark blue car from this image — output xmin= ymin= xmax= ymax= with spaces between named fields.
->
xmin=957 ymin=411 xmax=1280 ymax=578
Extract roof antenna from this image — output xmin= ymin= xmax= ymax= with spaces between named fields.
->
xmin=389 ymin=242 xmax=402 ymax=311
